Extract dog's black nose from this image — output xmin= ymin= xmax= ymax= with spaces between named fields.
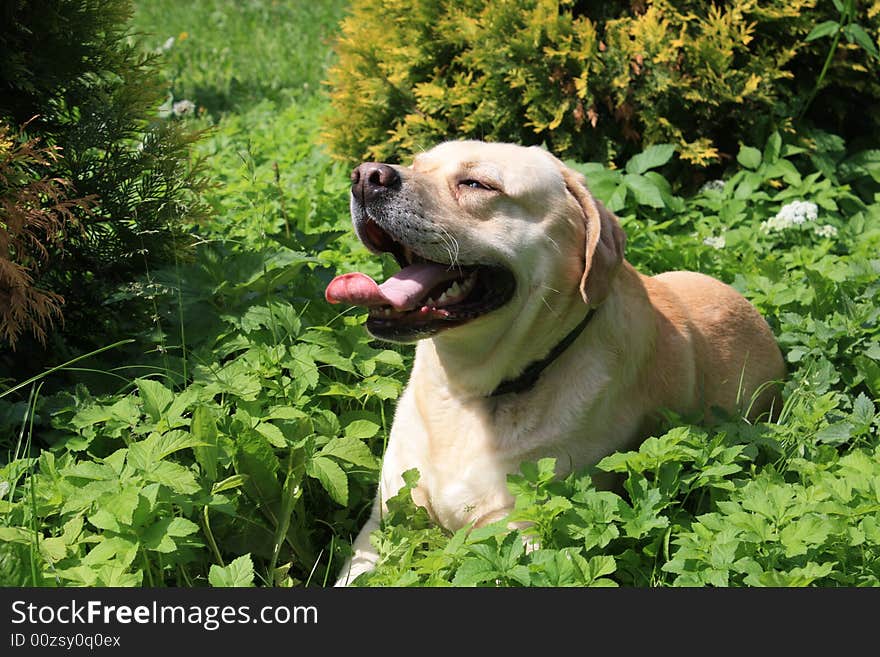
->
xmin=351 ymin=163 xmax=400 ymax=202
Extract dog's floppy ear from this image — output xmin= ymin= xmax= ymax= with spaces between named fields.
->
xmin=560 ymin=166 xmax=626 ymax=307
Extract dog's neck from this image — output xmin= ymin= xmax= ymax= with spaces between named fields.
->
xmin=419 ymin=263 xmax=648 ymax=400
xmin=420 ymin=288 xmax=598 ymax=399
xmin=487 ymin=305 xmax=597 ymax=397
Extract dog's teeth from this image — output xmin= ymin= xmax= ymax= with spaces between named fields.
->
xmin=448 ymin=282 xmax=461 ymax=297
xmin=427 ymin=297 xmax=436 ymax=306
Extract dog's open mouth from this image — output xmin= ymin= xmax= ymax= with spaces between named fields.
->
xmin=325 ymin=216 xmax=515 ymax=341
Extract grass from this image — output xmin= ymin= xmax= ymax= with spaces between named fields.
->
xmin=0 ymin=0 xmax=879 ymax=588
xmin=132 ymin=0 xmax=347 ymax=115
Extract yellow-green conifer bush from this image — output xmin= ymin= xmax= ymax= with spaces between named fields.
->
xmin=323 ymin=0 xmax=880 ymax=167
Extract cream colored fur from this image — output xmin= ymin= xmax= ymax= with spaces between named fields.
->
xmin=334 ymin=141 xmax=785 ymax=585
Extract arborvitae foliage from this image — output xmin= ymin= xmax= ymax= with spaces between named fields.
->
xmin=0 ymin=122 xmax=94 ymax=348
xmin=323 ymin=0 xmax=880 ymax=167
xmin=0 ymin=0 xmax=209 ymax=358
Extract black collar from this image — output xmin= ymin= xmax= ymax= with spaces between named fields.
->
xmin=488 ymin=306 xmax=597 ymax=398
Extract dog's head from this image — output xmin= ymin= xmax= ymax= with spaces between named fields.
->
xmin=325 ymin=140 xmax=626 ymax=343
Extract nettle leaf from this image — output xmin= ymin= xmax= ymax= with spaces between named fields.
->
xmin=209 ymin=553 xmax=255 ymax=587
xmin=319 ymin=435 xmax=379 ymax=469
xmin=851 ymin=393 xmax=876 ymax=432
xmin=136 ymin=378 xmax=174 ymax=423
xmin=815 ymin=421 xmax=853 ymax=445
xmin=285 ymin=344 xmax=321 ymax=390
xmin=307 ymin=456 xmax=348 ymax=506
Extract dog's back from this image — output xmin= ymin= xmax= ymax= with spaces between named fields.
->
xmin=649 ymin=270 xmax=786 ymax=422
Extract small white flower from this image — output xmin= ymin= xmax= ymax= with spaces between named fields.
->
xmin=0 ymin=481 xmax=9 ymax=499
xmin=702 ymin=235 xmax=725 ymax=249
xmin=161 ymin=36 xmax=175 ymax=51
xmin=700 ymin=179 xmax=725 ymax=194
xmin=172 ymin=99 xmax=196 ymax=116
xmin=814 ymin=224 xmax=838 ymax=239
xmin=766 ymin=200 xmax=818 ymax=232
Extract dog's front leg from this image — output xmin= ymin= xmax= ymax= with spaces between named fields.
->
xmin=334 ymin=496 xmax=382 ymax=587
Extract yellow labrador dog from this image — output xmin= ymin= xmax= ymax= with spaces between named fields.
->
xmin=326 ymin=140 xmax=785 ymax=585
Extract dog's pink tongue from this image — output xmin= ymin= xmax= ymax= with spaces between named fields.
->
xmin=325 ymin=263 xmax=460 ymax=311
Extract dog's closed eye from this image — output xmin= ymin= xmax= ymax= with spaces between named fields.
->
xmin=458 ymin=179 xmax=495 ymax=191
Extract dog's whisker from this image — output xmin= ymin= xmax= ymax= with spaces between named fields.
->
xmin=544 ymin=234 xmax=563 ymax=255
xmin=437 ymin=225 xmax=461 ymax=268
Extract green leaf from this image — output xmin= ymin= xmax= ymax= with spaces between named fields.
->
xmin=234 ymin=431 xmax=281 ymax=507
xmin=779 ymin=516 xmax=834 ymax=557
xmin=109 ymin=487 xmax=141 ymax=525
xmin=737 ymin=145 xmax=762 ymax=170
xmin=320 ymin=435 xmax=378 ymax=468
xmin=256 ymin=421 xmax=287 ymax=448
xmin=81 ymin=536 xmax=138 ymax=568
xmin=625 ymin=144 xmax=675 ymax=175
xmin=192 ymin=405 xmax=220 ymax=481
xmin=855 ymin=354 xmax=880 ymax=396
xmin=0 ymin=526 xmax=36 ymax=544
xmin=851 ymin=393 xmax=876 ymax=430
xmin=307 ymin=456 xmax=348 ymax=506
xmin=143 ymin=517 xmax=199 ymax=553
xmin=763 ymin=132 xmax=782 ymax=164
xmin=581 ymin=168 xmax=623 ymax=205
xmin=39 ymin=536 xmax=68 ymax=563
xmin=815 ymin=421 xmax=853 ymax=445
xmin=623 ymin=174 xmax=666 ymax=208
xmin=211 ymin=474 xmax=248 ymax=494
xmin=136 ymin=378 xmax=174 ymax=423
xmin=843 ymin=24 xmax=879 ymax=58
xmin=209 ymin=554 xmax=255 ymax=587
xmin=344 ymin=419 xmax=380 ymax=440
xmin=452 ymin=557 xmax=498 ymax=586
xmin=805 ymin=20 xmax=840 ymax=42
xmin=147 ymin=461 xmax=200 ymax=494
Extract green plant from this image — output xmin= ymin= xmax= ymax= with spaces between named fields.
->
xmin=0 ymin=122 xmax=94 ymax=348
xmin=3 ymin=0 xmax=880 ymax=590
xmin=0 ymin=0 xmax=209 ymax=365
xmin=131 ymin=0 xmax=347 ymax=115
xmin=800 ymin=0 xmax=880 ymax=119
xmin=324 ymin=0 xmax=880 ymax=168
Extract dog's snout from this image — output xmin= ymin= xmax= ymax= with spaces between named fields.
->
xmin=351 ymin=163 xmax=400 ymax=202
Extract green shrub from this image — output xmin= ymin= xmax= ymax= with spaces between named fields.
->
xmin=0 ymin=0 xmax=208 ymax=362
xmin=323 ymin=0 xmax=880 ymax=167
